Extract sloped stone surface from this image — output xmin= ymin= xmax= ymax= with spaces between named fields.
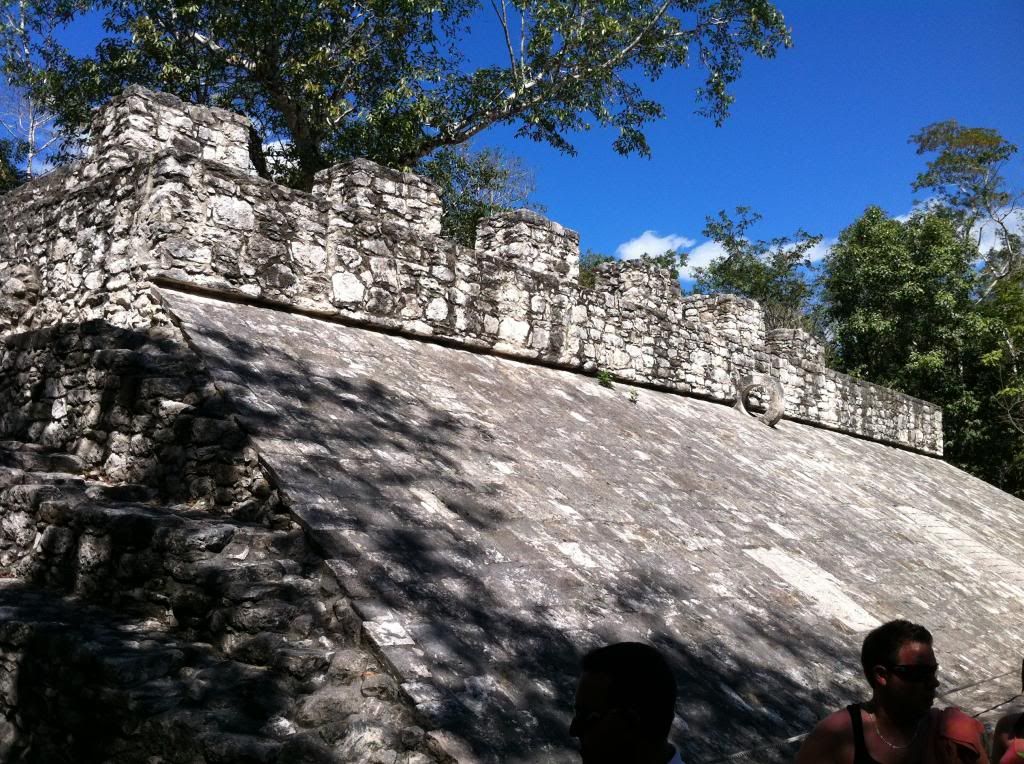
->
xmin=162 ymin=287 xmax=1024 ymax=763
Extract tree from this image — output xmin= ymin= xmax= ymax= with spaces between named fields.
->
xmin=8 ymin=0 xmax=791 ymax=189
xmin=416 ymin=144 xmax=542 ymax=247
xmin=816 ymin=206 xmax=1019 ymax=484
xmin=911 ymin=120 xmax=1021 ymax=294
xmin=0 ymin=134 xmax=23 ymax=190
xmin=691 ymin=206 xmax=822 ymax=330
xmin=819 ymin=207 xmax=980 ymax=393
xmin=0 ymin=1 xmax=66 ymax=179
xmin=974 ymin=276 xmax=1024 ymax=493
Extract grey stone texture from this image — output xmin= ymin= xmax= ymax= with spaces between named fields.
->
xmin=0 ymin=441 xmax=443 ymax=763
xmin=0 ymin=320 xmax=272 ymax=511
xmin=0 ymin=86 xmax=941 ymax=456
xmin=0 ymin=85 xmax=1009 ymax=763
xmin=164 ymin=288 xmax=1024 ymax=764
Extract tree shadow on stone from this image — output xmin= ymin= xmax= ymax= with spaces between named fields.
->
xmin=0 ymin=320 xmax=275 ymax=517
xmin=163 ymin=296 xmax=878 ymax=763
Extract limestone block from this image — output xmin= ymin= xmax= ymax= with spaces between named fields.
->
xmin=425 ymin=298 xmax=449 ymax=322
xmin=332 ymin=272 xmax=366 ymax=304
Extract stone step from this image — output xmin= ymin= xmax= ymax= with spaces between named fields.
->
xmin=0 ymin=579 xmax=286 ymax=762
xmin=0 ymin=468 xmax=328 ymax=646
xmin=0 ymin=440 xmax=86 ymax=474
xmin=0 ymin=440 xmax=444 ymax=761
xmin=0 ymin=579 xmax=442 ymax=763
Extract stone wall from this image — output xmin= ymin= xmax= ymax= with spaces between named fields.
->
xmin=573 ymin=260 xmax=766 ymax=399
xmin=0 ymin=91 xmax=284 ymax=509
xmin=0 ymin=443 xmax=442 ymax=763
xmin=0 ymin=321 xmax=273 ymax=512
xmin=0 ymin=86 xmax=943 ymax=455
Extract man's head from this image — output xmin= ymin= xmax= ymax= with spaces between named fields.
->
xmin=570 ymin=642 xmax=677 ymax=764
xmin=861 ymin=619 xmax=938 ymax=717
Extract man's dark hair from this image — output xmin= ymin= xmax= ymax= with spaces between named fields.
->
xmin=860 ymin=619 xmax=933 ymax=687
xmin=581 ymin=641 xmax=677 ymax=741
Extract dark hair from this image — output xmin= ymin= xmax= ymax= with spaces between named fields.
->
xmin=861 ymin=620 xmax=933 ymax=687
xmin=581 ymin=642 xmax=677 ymax=741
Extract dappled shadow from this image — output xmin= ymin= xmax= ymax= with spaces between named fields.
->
xmin=0 ymin=319 xmax=273 ymax=516
xmin=0 ymin=316 xmax=350 ymax=759
xmin=165 ymin=290 xmax=884 ymax=763
xmin=0 ymin=581 xmax=296 ymax=763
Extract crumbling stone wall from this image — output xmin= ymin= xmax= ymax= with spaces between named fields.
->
xmin=0 ymin=85 xmax=943 ymax=455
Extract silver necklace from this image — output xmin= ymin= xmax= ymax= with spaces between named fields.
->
xmin=873 ymin=714 xmax=924 ymax=750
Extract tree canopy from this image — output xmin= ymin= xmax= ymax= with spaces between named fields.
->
xmin=817 ymin=206 xmax=982 ymax=403
xmin=416 ymin=144 xmax=541 ymax=247
xmin=911 ymin=119 xmax=1022 ymax=293
xmin=690 ymin=206 xmax=821 ymax=330
xmin=3 ymin=0 xmax=790 ymax=188
xmin=815 ymin=199 xmax=1023 ymax=495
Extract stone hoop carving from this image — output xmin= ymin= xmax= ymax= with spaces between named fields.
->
xmin=734 ymin=374 xmax=785 ymax=427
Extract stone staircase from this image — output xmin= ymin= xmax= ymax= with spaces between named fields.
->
xmin=0 ymin=440 xmax=442 ymax=763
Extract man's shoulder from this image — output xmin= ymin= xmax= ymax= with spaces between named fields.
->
xmin=816 ymin=706 xmax=857 ymax=735
xmin=795 ymin=706 xmax=856 ymax=764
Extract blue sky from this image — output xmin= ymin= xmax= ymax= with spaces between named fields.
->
xmin=461 ymin=0 xmax=1024 ymax=273
xmin=53 ymin=1 xmax=1024 ymax=274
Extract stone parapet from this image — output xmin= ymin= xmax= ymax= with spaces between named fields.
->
xmin=475 ymin=208 xmax=580 ymax=277
xmin=766 ymin=327 xmax=826 ymax=368
xmin=571 ymin=263 xmax=764 ymax=400
xmin=89 ymin=85 xmax=254 ymax=175
xmin=0 ymin=86 xmax=943 ymax=455
xmin=314 ymin=157 xmax=443 ymax=239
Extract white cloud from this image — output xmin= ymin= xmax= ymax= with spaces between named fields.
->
xmin=615 ymin=230 xmax=695 ymax=260
xmin=680 ymin=240 xmax=727 ymax=279
xmin=804 ymin=237 xmax=836 ymax=263
xmin=972 ymin=208 xmax=1024 ymax=254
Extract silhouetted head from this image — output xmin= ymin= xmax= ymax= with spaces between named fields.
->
xmin=861 ymin=619 xmax=938 ymax=718
xmin=570 ymin=642 xmax=677 ymax=764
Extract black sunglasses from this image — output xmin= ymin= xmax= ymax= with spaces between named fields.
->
xmin=886 ymin=664 xmax=939 ymax=682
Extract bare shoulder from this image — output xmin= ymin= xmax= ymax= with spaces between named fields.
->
xmin=992 ymin=712 xmax=1022 ymax=761
xmin=795 ymin=708 xmax=854 ymax=764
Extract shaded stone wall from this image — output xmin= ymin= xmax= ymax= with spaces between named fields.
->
xmin=0 ymin=321 xmax=272 ymax=512
xmin=0 ymin=86 xmax=943 ymax=455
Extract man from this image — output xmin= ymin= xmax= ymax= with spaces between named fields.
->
xmin=570 ymin=641 xmax=683 ymax=764
xmin=795 ymin=619 xmax=986 ymax=764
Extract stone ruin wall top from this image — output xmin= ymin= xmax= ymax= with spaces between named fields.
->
xmin=0 ymin=86 xmax=943 ymax=456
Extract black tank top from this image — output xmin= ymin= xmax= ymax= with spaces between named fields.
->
xmin=848 ymin=704 xmax=883 ymax=764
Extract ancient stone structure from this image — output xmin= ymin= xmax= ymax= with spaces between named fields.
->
xmin=0 ymin=86 xmax=942 ymax=459
xmin=2 ymin=87 xmax=1021 ymax=764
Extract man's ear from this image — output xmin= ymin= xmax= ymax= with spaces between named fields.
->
xmin=872 ymin=665 xmax=889 ymax=688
